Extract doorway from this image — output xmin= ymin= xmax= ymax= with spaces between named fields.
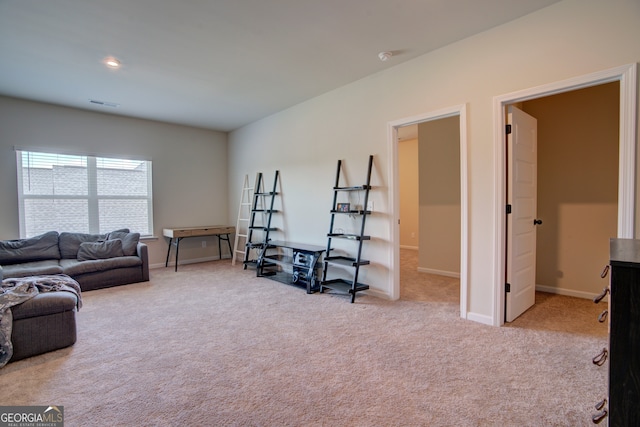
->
xmin=495 ymin=64 xmax=637 ymax=326
xmin=398 ymin=117 xmax=461 ymax=302
xmin=389 ymin=104 xmax=469 ymax=319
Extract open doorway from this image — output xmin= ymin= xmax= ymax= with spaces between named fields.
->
xmin=505 ymin=83 xmax=620 ymax=322
xmin=398 ymin=117 xmax=461 ymax=303
xmin=495 ymin=64 xmax=637 ymax=325
xmin=389 ymin=104 xmax=468 ymax=319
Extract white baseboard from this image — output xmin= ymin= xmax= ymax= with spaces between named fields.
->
xmin=362 ymin=287 xmax=389 ymax=300
xmin=535 ymin=284 xmax=605 ymax=301
xmin=466 ymin=311 xmax=494 ymax=326
xmin=417 ymin=267 xmax=460 ymax=278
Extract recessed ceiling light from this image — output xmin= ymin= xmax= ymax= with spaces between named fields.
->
xmin=104 ymin=57 xmax=121 ymax=69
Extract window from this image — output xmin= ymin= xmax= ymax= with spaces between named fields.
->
xmin=16 ymin=150 xmax=153 ymax=238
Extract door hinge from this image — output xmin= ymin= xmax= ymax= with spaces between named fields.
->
xmin=506 ymin=283 xmax=511 ymax=292
xmin=506 ymin=124 xmax=512 ymax=135
xmin=506 ymin=204 xmax=512 ymax=214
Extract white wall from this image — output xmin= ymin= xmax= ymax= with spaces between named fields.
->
xmin=0 ymin=96 xmax=229 ymax=268
xmin=228 ymin=0 xmax=640 ymax=324
xmin=399 ymin=138 xmax=418 ymax=249
xmin=418 ymin=116 xmax=460 ymax=277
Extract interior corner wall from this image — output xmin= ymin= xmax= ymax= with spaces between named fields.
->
xmin=418 ymin=117 xmax=461 ymax=276
xmin=0 ymin=96 xmax=229 ymax=268
xmin=521 ymin=82 xmax=620 ymax=298
xmin=399 ymin=138 xmax=419 ymax=249
xmin=227 ymin=0 xmax=639 ymax=323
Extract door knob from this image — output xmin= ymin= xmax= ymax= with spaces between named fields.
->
xmin=533 ymin=219 xmax=543 ymax=225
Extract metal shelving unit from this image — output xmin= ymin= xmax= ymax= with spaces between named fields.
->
xmin=243 ymin=171 xmax=279 ymax=270
xmin=320 ymin=155 xmax=373 ymax=303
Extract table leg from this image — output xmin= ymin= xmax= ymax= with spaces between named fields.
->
xmin=226 ymin=234 xmax=232 ymax=257
xmin=216 ymin=233 xmax=232 ymax=260
xmin=165 ymin=238 xmax=173 ymax=267
xmin=174 ymin=237 xmax=182 ymax=272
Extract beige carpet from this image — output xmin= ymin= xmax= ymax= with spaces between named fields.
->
xmin=0 ymin=251 xmax=609 ymax=426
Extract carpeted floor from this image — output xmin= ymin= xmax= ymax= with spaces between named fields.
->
xmin=0 ymin=250 xmax=608 ymax=426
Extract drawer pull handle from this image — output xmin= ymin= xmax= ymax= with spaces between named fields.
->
xmin=600 ymin=265 xmax=609 ymax=278
xmin=592 ymin=348 xmax=608 ymax=366
xmin=592 ymin=409 xmax=608 ymax=424
xmin=593 ymin=287 xmax=609 ymax=304
xmin=597 ymin=310 xmax=608 ymax=323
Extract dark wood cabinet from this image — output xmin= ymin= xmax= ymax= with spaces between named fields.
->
xmin=607 ymin=238 xmax=640 ymax=426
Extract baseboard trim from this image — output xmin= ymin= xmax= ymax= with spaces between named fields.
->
xmin=363 ymin=287 xmax=389 ymax=300
xmin=466 ymin=311 xmax=494 ymax=326
xmin=535 ymin=284 xmax=605 ymax=301
xmin=417 ymin=267 xmax=460 ymax=278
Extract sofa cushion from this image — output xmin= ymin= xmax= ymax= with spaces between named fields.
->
xmin=77 ymin=239 xmax=124 ymax=261
xmin=106 ymin=231 xmax=140 ymax=256
xmin=0 ymin=231 xmax=60 ymax=265
xmin=11 ymin=291 xmax=78 ymax=320
xmin=0 ymin=260 xmax=63 ymax=278
xmin=60 ymin=256 xmax=142 ymax=276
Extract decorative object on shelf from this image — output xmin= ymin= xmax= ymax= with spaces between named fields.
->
xmin=336 ymin=203 xmax=350 ymax=212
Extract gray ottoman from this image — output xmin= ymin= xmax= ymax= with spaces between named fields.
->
xmin=10 ymin=292 xmax=78 ymax=362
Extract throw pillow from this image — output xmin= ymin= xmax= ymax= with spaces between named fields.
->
xmin=106 ymin=231 xmax=140 ymax=256
xmin=77 ymin=239 xmax=124 ymax=261
xmin=59 ymin=232 xmax=107 ymax=259
xmin=60 ymin=229 xmax=131 ymax=258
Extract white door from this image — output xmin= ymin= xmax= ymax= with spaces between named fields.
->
xmin=506 ymin=106 xmax=538 ymax=322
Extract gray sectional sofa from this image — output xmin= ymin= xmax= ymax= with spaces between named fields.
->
xmin=0 ymin=230 xmax=149 ymax=291
xmin=4 ymin=278 xmax=80 ymax=363
xmin=0 ymin=230 xmax=149 ymax=364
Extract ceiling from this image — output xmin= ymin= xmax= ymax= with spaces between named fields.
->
xmin=0 ymin=0 xmax=560 ymax=132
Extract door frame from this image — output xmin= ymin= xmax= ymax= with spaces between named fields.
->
xmin=388 ymin=103 xmax=469 ymax=319
xmin=493 ymin=63 xmax=638 ymax=326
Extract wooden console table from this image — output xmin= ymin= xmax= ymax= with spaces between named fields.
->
xmin=164 ymin=226 xmax=235 ymax=271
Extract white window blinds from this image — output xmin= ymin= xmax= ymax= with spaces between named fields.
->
xmin=16 ymin=150 xmax=153 ymax=238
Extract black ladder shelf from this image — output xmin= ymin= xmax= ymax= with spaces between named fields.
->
xmin=320 ymin=155 xmax=373 ymax=303
xmin=243 ymin=171 xmax=279 ymax=270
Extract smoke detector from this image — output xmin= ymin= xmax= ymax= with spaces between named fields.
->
xmin=378 ymin=51 xmax=393 ymax=62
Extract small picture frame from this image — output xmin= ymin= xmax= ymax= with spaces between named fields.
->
xmin=336 ymin=203 xmax=350 ymax=212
